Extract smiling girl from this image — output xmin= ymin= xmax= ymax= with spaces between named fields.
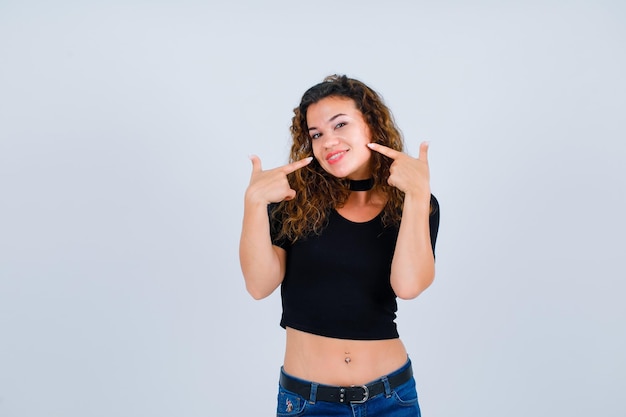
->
xmin=240 ymin=74 xmax=439 ymax=416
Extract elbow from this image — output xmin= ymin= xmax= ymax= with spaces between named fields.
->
xmin=245 ymin=283 xmax=273 ymax=300
xmin=244 ymin=272 xmax=282 ymax=300
xmin=395 ymin=286 xmax=425 ymax=300
xmin=393 ymin=271 xmax=435 ymax=300
xmin=241 ymin=264 xmax=281 ymax=300
xmin=248 ymin=292 xmax=268 ymax=301
xmin=395 ymin=288 xmax=422 ymax=301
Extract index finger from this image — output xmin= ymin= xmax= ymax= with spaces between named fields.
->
xmin=418 ymin=141 xmax=429 ymax=162
xmin=281 ymin=156 xmax=313 ymax=174
xmin=366 ymin=142 xmax=403 ymax=159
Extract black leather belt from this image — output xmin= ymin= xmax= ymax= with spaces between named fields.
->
xmin=279 ymin=364 xmax=413 ymax=404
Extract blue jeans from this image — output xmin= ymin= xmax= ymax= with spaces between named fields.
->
xmin=276 ymin=359 xmax=421 ymax=417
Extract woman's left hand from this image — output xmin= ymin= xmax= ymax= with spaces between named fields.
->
xmin=367 ymin=141 xmax=431 ymax=199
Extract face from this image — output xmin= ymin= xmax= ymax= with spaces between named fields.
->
xmin=306 ymin=96 xmax=373 ymax=180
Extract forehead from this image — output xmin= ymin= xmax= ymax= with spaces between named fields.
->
xmin=306 ymin=96 xmax=359 ymax=123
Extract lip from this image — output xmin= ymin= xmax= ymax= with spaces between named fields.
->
xmin=325 ymin=150 xmax=348 ymax=164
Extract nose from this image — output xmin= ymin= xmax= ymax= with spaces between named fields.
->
xmin=322 ymin=131 xmax=340 ymax=149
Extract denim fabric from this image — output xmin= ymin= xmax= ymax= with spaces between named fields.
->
xmin=276 ymin=360 xmax=420 ymax=417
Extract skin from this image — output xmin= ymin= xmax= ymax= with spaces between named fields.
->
xmin=308 ymin=96 xmax=373 ymax=181
xmin=239 ymin=96 xmax=434 ymax=385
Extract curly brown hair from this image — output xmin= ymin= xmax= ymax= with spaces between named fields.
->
xmin=271 ymin=74 xmax=406 ymax=242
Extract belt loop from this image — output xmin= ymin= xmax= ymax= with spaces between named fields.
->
xmin=309 ymin=382 xmax=318 ymax=404
xmin=382 ymin=376 xmax=392 ymax=398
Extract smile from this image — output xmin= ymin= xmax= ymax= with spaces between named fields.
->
xmin=326 ymin=150 xmax=347 ymax=163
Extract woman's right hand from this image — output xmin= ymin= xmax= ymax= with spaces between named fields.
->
xmin=245 ymin=155 xmax=313 ymax=205
xmin=241 ymin=155 xmax=312 ymax=299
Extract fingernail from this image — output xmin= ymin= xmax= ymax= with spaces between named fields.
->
xmin=306 ymin=156 xmax=313 ymax=162
xmin=367 ymin=143 xmax=375 ymax=148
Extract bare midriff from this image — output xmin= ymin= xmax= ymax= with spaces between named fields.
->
xmin=283 ymin=327 xmax=408 ymax=386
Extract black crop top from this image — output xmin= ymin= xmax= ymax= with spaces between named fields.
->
xmin=270 ymin=195 xmax=439 ymax=340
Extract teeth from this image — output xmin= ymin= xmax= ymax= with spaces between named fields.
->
xmin=329 ymin=152 xmax=344 ymax=161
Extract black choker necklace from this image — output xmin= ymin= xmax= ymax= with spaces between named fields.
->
xmin=348 ymin=178 xmax=374 ymax=191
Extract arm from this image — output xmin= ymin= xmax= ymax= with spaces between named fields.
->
xmin=367 ymin=142 xmax=435 ymax=299
xmin=239 ymin=200 xmax=287 ymax=300
xmin=390 ymin=192 xmax=435 ymax=299
xmin=239 ymin=155 xmax=312 ymax=300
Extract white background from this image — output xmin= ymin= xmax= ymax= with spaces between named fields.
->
xmin=1 ymin=1 xmax=625 ymax=416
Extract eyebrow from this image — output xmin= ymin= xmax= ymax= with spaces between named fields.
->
xmin=308 ymin=113 xmax=347 ymax=131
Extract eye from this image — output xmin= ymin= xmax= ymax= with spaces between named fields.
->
xmin=335 ymin=122 xmax=346 ymax=129
xmin=310 ymin=132 xmax=321 ymax=140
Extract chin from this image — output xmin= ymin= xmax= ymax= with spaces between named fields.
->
xmin=327 ymin=169 xmax=349 ymax=179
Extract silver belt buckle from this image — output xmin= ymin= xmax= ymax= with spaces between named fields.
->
xmin=350 ymin=385 xmax=369 ymax=404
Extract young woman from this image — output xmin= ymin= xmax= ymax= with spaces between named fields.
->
xmin=240 ymin=74 xmax=439 ymax=416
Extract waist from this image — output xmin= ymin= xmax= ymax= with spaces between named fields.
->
xmin=279 ymin=358 xmax=413 ymax=404
xmin=284 ymin=327 xmax=407 ymax=385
